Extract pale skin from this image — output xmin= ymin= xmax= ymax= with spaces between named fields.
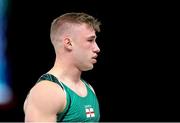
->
xmin=24 ymin=23 xmax=100 ymax=122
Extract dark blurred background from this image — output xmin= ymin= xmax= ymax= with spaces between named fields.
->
xmin=0 ymin=0 xmax=179 ymax=122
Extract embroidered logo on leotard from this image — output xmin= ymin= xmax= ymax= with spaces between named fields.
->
xmin=85 ymin=107 xmax=95 ymax=118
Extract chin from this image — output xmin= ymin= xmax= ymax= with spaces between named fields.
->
xmin=82 ymin=65 xmax=94 ymax=71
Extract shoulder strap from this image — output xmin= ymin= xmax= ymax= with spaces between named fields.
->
xmin=81 ymin=79 xmax=96 ymax=94
xmin=38 ymin=73 xmax=71 ymax=121
xmin=37 ymin=73 xmax=64 ymax=89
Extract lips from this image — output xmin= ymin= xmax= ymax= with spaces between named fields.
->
xmin=91 ymin=55 xmax=98 ymax=63
xmin=92 ymin=55 xmax=98 ymax=59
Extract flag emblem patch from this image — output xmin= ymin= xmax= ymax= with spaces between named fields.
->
xmin=85 ymin=107 xmax=95 ymax=118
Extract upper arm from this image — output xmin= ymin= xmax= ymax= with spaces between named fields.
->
xmin=24 ymin=81 xmax=66 ymax=122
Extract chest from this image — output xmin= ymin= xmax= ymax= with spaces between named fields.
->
xmin=58 ymin=88 xmax=100 ymax=122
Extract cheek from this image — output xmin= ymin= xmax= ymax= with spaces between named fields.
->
xmin=75 ymin=48 xmax=89 ymax=62
xmin=77 ymin=44 xmax=91 ymax=53
xmin=73 ymin=43 xmax=91 ymax=58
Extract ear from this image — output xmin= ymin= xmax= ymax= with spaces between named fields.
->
xmin=64 ymin=37 xmax=72 ymax=50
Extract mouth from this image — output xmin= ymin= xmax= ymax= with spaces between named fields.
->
xmin=92 ymin=55 xmax=98 ymax=59
xmin=91 ymin=55 xmax=98 ymax=63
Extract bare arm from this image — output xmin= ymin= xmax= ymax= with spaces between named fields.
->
xmin=24 ymin=81 xmax=66 ymax=122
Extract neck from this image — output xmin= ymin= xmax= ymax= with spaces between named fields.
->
xmin=48 ymin=57 xmax=82 ymax=84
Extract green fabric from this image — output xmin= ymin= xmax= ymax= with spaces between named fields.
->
xmin=37 ymin=73 xmax=100 ymax=122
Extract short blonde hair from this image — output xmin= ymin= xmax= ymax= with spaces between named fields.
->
xmin=50 ymin=12 xmax=101 ymax=43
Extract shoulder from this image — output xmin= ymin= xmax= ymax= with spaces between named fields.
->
xmin=24 ymin=80 xmax=66 ymax=114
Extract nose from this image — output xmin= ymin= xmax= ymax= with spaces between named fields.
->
xmin=93 ymin=42 xmax=100 ymax=53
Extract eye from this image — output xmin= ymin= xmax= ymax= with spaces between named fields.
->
xmin=88 ymin=39 xmax=94 ymax=42
xmin=87 ymin=38 xmax=96 ymax=42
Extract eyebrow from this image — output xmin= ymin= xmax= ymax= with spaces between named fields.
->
xmin=87 ymin=35 xmax=96 ymax=39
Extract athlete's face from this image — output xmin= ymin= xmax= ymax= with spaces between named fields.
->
xmin=71 ymin=23 xmax=100 ymax=71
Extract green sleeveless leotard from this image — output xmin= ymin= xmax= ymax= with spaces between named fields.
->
xmin=37 ymin=73 xmax=100 ymax=122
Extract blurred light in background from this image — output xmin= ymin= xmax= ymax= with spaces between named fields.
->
xmin=0 ymin=0 xmax=12 ymax=105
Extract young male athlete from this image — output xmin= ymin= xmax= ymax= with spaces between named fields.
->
xmin=23 ymin=12 xmax=101 ymax=122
